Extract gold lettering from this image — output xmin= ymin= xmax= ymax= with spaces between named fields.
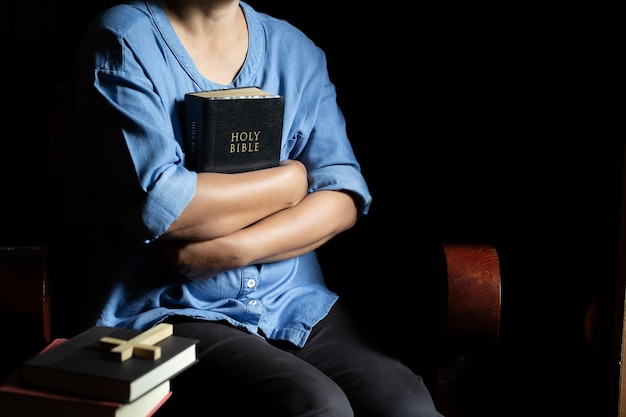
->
xmin=230 ymin=131 xmax=262 ymax=142
xmin=229 ymin=142 xmax=261 ymax=153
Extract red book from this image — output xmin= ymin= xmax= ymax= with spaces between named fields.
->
xmin=0 ymin=338 xmax=172 ymax=417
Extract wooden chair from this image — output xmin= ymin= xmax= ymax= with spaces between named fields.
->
xmin=0 ymin=236 xmax=501 ymax=416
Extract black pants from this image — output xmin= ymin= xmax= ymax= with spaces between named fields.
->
xmin=154 ymin=301 xmax=443 ymax=417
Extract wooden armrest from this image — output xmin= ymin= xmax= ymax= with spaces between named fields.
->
xmin=435 ymin=242 xmax=502 ymax=417
xmin=0 ymin=246 xmax=51 ymax=379
xmin=442 ymin=243 xmax=501 ymax=351
xmin=0 ymin=246 xmax=51 ymax=343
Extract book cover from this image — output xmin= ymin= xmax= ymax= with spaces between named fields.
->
xmin=184 ymin=86 xmax=284 ymax=173
xmin=20 ymin=325 xmax=198 ymax=403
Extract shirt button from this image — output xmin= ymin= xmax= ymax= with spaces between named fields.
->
xmin=246 ymin=279 xmax=256 ymax=288
xmin=248 ymin=299 xmax=258 ymax=306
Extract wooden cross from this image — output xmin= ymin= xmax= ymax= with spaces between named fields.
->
xmin=99 ymin=323 xmax=173 ymax=362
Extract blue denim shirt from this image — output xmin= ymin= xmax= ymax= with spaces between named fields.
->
xmin=64 ymin=0 xmax=371 ymax=347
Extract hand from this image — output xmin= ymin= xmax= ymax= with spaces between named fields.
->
xmin=161 ymin=237 xmax=244 ymax=280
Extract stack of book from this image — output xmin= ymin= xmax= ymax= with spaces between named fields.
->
xmin=0 ymin=323 xmax=198 ymax=417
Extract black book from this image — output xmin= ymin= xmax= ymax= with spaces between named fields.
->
xmin=20 ymin=325 xmax=198 ymax=403
xmin=184 ymin=86 xmax=284 ymax=173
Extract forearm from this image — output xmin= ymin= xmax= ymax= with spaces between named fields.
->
xmin=162 ymin=160 xmax=308 ymax=241
xmin=165 ymin=190 xmax=358 ymax=279
xmin=236 ymin=189 xmax=358 ymax=263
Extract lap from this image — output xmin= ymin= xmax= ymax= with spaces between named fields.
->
xmin=154 ymin=301 xmax=442 ymax=417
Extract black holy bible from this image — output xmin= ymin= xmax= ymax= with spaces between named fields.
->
xmin=184 ymin=86 xmax=284 ymax=173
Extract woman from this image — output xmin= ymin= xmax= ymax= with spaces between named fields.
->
xmin=63 ymin=0 xmax=443 ymax=416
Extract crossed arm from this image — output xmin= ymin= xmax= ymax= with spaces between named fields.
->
xmin=160 ymin=159 xmax=358 ymax=280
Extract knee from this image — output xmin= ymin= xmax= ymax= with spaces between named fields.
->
xmin=273 ymin=374 xmax=354 ymax=417
xmin=361 ymin=387 xmax=443 ymax=417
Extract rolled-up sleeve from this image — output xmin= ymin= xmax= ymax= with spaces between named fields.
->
xmin=279 ymin=47 xmax=372 ymax=216
xmin=75 ymin=23 xmax=198 ymax=242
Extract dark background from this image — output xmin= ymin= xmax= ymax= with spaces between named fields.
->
xmin=1 ymin=1 xmax=623 ymax=416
